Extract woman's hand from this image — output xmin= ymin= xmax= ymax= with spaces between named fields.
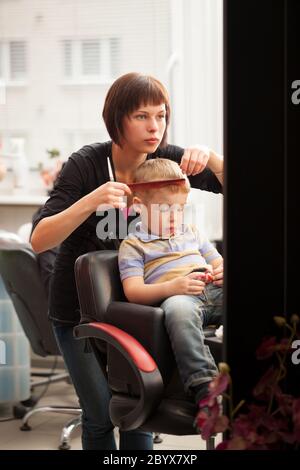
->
xmin=168 ymin=272 xmax=206 ymax=296
xmin=31 ymin=182 xmax=131 ymax=254
xmin=180 ymin=145 xmax=224 ymax=184
xmin=88 ymin=181 xmax=132 ymax=211
xmin=212 ymin=263 xmax=223 ymax=286
xmin=180 ymin=145 xmax=210 ymax=176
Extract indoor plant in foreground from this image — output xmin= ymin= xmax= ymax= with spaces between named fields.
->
xmin=196 ymin=315 xmax=300 ymax=450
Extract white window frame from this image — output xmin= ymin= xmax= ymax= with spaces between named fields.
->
xmin=61 ymin=38 xmax=120 ymax=85
xmin=63 ymin=128 xmax=108 ymax=157
xmin=0 ymin=40 xmax=28 ymax=86
xmin=0 ymin=133 xmax=29 ymax=169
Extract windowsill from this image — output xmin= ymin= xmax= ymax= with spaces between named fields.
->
xmin=0 ymin=193 xmax=48 ymax=206
xmin=3 ymin=81 xmax=28 ymax=88
xmin=60 ymin=79 xmax=113 ymax=86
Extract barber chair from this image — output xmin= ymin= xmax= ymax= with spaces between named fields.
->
xmin=0 ymin=242 xmax=81 ymax=450
xmin=74 ymin=251 xmax=222 ymax=450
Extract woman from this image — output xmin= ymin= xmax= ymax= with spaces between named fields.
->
xmin=31 ymin=72 xmax=223 ymax=450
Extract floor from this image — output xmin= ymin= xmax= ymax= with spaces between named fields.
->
xmin=0 ymin=370 xmax=221 ymax=451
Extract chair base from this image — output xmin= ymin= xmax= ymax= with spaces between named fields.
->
xmin=20 ymin=405 xmax=81 ymax=450
xmin=59 ymin=415 xmax=82 ymax=450
xmin=206 ymin=436 xmax=215 ymax=450
xmin=153 ymin=433 xmax=163 ymax=444
xmin=30 ymin=371 xmax=69 ymax=389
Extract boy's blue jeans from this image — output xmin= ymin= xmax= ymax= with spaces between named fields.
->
xmin=160 ymin=284 xmax=223 ymax=394
xmin=53 ymin=324 xmax=153 ymax=450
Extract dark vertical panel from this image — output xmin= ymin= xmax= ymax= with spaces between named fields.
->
xmin=286 ymin=1 xmax=300 ymax=315
xmin=286 ymin=0 xmax=300 ymax=394
xmin=223 ymin=0 xmax=285 ymax=402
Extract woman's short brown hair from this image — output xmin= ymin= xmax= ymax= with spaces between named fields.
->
xmin=102 ymin=72 xmax=170 ymax=147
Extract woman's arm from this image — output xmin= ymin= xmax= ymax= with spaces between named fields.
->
xmin=31 ymin=181 xmax=131 ymax=253
xmin=31 ymin=193 xmax=96 ymax=253
xmin=156 ymin=144 xmax=223 ymax=193
xmin=206 ymin=149 xmax=223 ymax=185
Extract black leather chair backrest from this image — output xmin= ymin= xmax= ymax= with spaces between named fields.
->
xmin=75 ymin=250 xmax=186 ymax=394
xmin=0 ymin=245 xmax=60 ymax=356
xmin=74 ymin=250 xmax=222 ymax=400
xmin=75 ymin=250 xmax=126 ymax=324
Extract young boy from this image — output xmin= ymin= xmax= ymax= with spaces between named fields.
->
xmin=118 ymin=158 xmax=223 ymax=404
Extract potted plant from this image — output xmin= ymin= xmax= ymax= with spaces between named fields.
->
xmin=196 ymin=315 xmax=300 ymax=450
xmin=46 ymin=148 xmax=61 ymax=160
xmin=39 ymin=148 xmax=63 ymax=194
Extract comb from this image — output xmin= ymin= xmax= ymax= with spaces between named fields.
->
xmin=128 ymin=178 xmax=186 ymax=190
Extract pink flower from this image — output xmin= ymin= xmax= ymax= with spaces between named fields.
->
xmin=275 ymin=391 xmax=294 ymax=415
xmin=256 ymin=337 xmax=290 ymax=360
xmin=292 ymin=398 xmax=300 ymax=441
xmin=216 ymin=440 xmax=229 ymax=450
xmin=196 ymin=314 xmax=300 ymax=450
xmin=253 ymin=366 xmax=279 ymax=399
xmin=196 ymin=402 xmax=229 ymax=440
xmin=199 ymin=372 xmax=230 ymax=409
xmin=227 ymin=436 xmax=248 ymax=450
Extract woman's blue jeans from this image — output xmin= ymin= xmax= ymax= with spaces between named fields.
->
xmin=53 ymin=323 xmax=153 ymax=450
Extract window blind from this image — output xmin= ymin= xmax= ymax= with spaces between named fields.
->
xmin=9 ymin=41 xmax=26 ymax=80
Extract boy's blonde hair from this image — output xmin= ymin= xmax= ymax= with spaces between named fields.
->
xmin=133 ymin=158 xmax=190 ymax=198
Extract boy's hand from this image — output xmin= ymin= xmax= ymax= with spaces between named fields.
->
xmin=189 ymin=265 xmax=213 ymax=283
xmin=212 ymin=264 xmax=223 ymax=286
xmin=202 ymin=264 xmax=213 ymax=274
xmin=168 ymin=273 xmax=206 ymax=296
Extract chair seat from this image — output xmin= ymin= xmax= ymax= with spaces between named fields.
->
xmin=74 ymin=251 xmax=223 ymax=440
xmin=110 ymin=394 xmax=197 ymax=436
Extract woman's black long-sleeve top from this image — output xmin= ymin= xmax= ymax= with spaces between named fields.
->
xmin=32 ymin=141 xmax=222 ymax=325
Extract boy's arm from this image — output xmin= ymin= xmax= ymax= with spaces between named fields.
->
xmin=122 ymin=276 xmax=173 ymax=305
xmin=119 ymin=237 xmax=206 ymax=305
xmin=210 ymin=257 xmax=223 ymax=270
xmin=194 ymin=227 xmax=223 ymax=285
xmin=122 ymin=274 xmax=206 ymax=305
xmin=119 ymin=240 xmax=174 ymax=304
xmin=211 ymin=257 xmax=223 ymax=286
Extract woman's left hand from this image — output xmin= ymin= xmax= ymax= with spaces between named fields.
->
xmin=212 ymin=264 xmax=223 ymax=287
xmin=180 ymin=145 xmax=210 ymax=176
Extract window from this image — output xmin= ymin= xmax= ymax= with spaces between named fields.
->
xmin=63 ymin=128 xmax=108 ymax=160
xmin=0 ymin=134 xmax=28 ymax=170
xmin=0 ymin=43 xmax=3 ymax=78
xmin=0 ymin=41 xmax=27 ymax=83
xmin=10 ymin=42 xmax=27 ymax=80
xmin=63 ymin=40 xmax=73 ymax=77
xmin=82 ymin=41 xmax=100 ymax=75
xmin=62 ymin=38 xmax=120 ymax=83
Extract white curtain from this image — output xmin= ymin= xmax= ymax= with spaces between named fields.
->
xmin=168 ymin=0 xmax=223 ymax=241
